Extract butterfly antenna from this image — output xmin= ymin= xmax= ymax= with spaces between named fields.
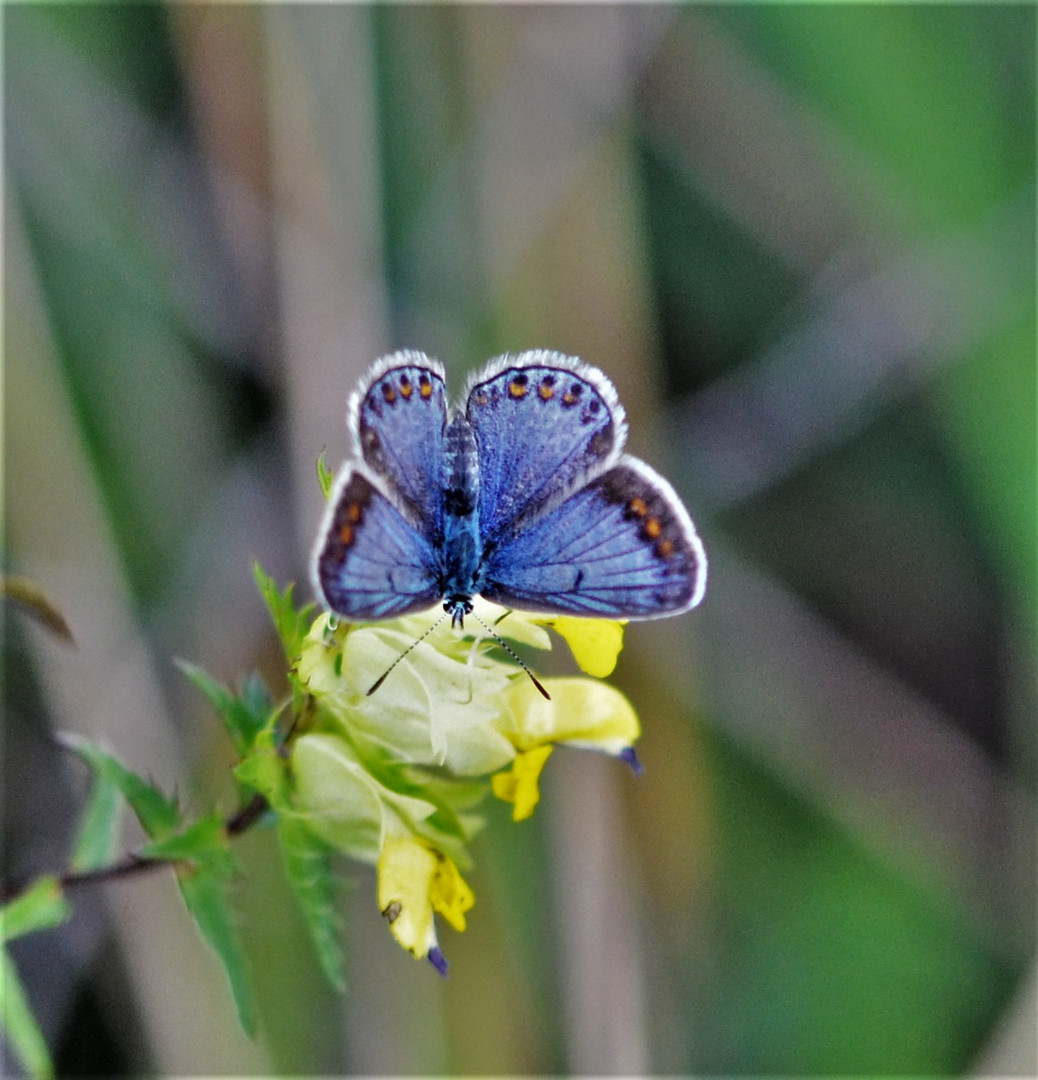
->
xmin=469 ymin=611 xmax=551 ymax=700
xmin=367 ymin=612 xmax=449 ymax=695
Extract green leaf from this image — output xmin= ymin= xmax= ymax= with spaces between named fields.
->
xmin=253 ymin=562 xmax=315 ymax=662
xmin=177 ymin=661 xmax=272 ymax=756
xmin=61 ymin=733 xmax=180 ymax=840
xmin=278 ymin=816 xmax=346 ymax=992
xmin=1 ymin=948 xmax=54 ymax=1079
xmin=176 ymin=861 xmax=257 ymax=1037
xmin=1 ymin=877 xmax=70 ymax=942
xmin=316 ymin=452 xmax=335 ymax=500
xmin=139 ymin=813 xmax=236 ymax=878
xmin=70 ymin=756 xmax=124 ymax=872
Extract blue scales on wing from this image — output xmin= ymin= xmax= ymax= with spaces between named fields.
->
xmin=314 ymin=468 xmax=442 ymax=620
xmin=353 ymin=353 xmax=448 ymax=543
xmin=480 ymin=458 xmax=706 ymax=618
xmin=465 ymin=353 xmax=625 ymax=542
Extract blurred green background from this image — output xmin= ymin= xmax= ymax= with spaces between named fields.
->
xmin=4 ymin=4 xmax=1035 ymax=1075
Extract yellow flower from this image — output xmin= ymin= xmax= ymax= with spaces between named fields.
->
xmin=491 ymin=744 xmax=554 ymax=821
xmin=377 ymin=836 xmax=474 ymax=974
xmin=547 ymin=616 xmax=625 ymax=678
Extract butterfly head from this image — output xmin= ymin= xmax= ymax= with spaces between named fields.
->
xmin=444 ymin=595 xmax=474 ymax=629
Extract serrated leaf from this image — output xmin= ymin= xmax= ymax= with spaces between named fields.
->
xmin=176 ymin=862 xmax=256 ymax=1037
xmin=139 ymin=814 xmax=236 ymax=879
xmin=61 ymin=734 xmax=180 ymax=839
xmin=177 ymin=661 xmax=271 ymax=756
xmin=1 ymin=948 xmax=54 ymax=1079
xmin=253 ymin=562 xmax=315 ymax=663
xmin=1 ymin=877 xmax=70 ymax=942
xmin=278 ymin=816 xmax=346 ymax=992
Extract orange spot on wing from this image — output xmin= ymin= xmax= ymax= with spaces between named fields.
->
xmin=656 ymin=538 xmax=674 ymax=558
xmin=399 ymin=377 xmax=413 ymax=399
xmin=338 ymin=523 xmax=354 ymax=546
xmin=346 ymin=501 xmax=363 ymax=523
xmin=381 ymin=383 xmax=397 ymax=404
xmin=509 ymin=379 xmax=529 ymax=399
xmin=627 ymin=497 xmax=649 ymax=518
xmin=643 ymin=517 xmax=662 ymax=539
xmin=538 ymin=380 xmax=555 ymax=400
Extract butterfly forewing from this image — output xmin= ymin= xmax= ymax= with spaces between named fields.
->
xmin=353 ymin=354 xmax=448 ymax=542
xmin=480 ymin=457 xmax=706 ymax=618
xmin=465 ymin=353 xmax=625 ymax=542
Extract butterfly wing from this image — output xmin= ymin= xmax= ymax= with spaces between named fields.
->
xmin=465 ymin=352 xmax=626 ymax=542
xmin=480 ymin=456 xmax=707 ymax=618
xmin=351 ymin=352 xmax=448 ymax=539
xmin=312 ymin=466 xmax=442 ymax=620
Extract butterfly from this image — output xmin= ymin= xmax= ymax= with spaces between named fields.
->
xmin=312 ymin=350 xmax=707 ymax=631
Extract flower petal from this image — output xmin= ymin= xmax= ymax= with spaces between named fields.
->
xmin=491 ymin=744 xmax=554 ymax=821
xmin=550 ymin=617 xmax=625 ymax=677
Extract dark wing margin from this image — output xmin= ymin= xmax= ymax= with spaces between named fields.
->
xmin=312 ymin=466 xmax=442 ymax=620
xmin=480 ymin=456 xmax=706 ymax=618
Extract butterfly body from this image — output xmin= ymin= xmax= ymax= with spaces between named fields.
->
xmin=313 ymin=351 xmax=707 ymax=626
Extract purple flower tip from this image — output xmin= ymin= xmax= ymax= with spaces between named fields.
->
xmin=619 ymin=746 xmax=644 ymax=777
xmin=428 ymin=946 xmax=449 ymax=977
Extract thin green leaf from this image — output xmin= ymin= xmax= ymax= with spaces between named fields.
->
xmin=278 ymin=817 xmax=346 ymax=992
xmin=69 ymin=757 xmax=124 ymax=872
xmin=176 ymin=661 xmax=271 ymax=756
xmin=61 ymin=733 xmax=180 ymax=839
xmin=176 ymin=862 xmax=257 ymax=1037
xmin=1 ymin=948 xmax=54 ymax=1079
xmin=253 ymin=562 xmax=314 ymax=662
xmin=1 ymin=877 xmax=70 ymax=942
xmin=316 ymin=452 xmax=335 ymax=500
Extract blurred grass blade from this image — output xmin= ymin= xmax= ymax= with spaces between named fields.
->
xmin=1 ymin=948 xmax=54 ymax=1080
xmin=278 ymin=817 xmax=346 ymax=993
xmin=1 ymin=575 xmax=74 ymax=644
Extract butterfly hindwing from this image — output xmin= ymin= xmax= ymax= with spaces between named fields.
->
xmin=465 ymin=352 xmax=625 ymax=542
xmin=313 ymin=466 xmax=442 ymax=620
xmin=352 ymin=352 xmax=447 ymax=541
xmin=480 ymin=456 xmax=707 ymax=618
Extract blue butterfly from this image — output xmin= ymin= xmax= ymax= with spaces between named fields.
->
xmin=312 ymin=350 xmax=707 ymax=630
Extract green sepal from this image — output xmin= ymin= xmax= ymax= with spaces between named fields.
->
xmin=175 ymin=859 xmax=257 ymax=1038
xmin=277 ymin=816 xmax=347 ymax=993
xmin=1 ymin=877 xmax=70 ymax=942
xmin=1 ymin=948 xmax=54 ymax=1079
xmin=234 ymin=727 xmax=291 ymax=812
xmin=61 ymin=734 xmax=180 ymax=840
xmin=177 ymin=661 xmax=273 ymax=757
xmin=253 ymin=562 xmax=315 ymax=663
